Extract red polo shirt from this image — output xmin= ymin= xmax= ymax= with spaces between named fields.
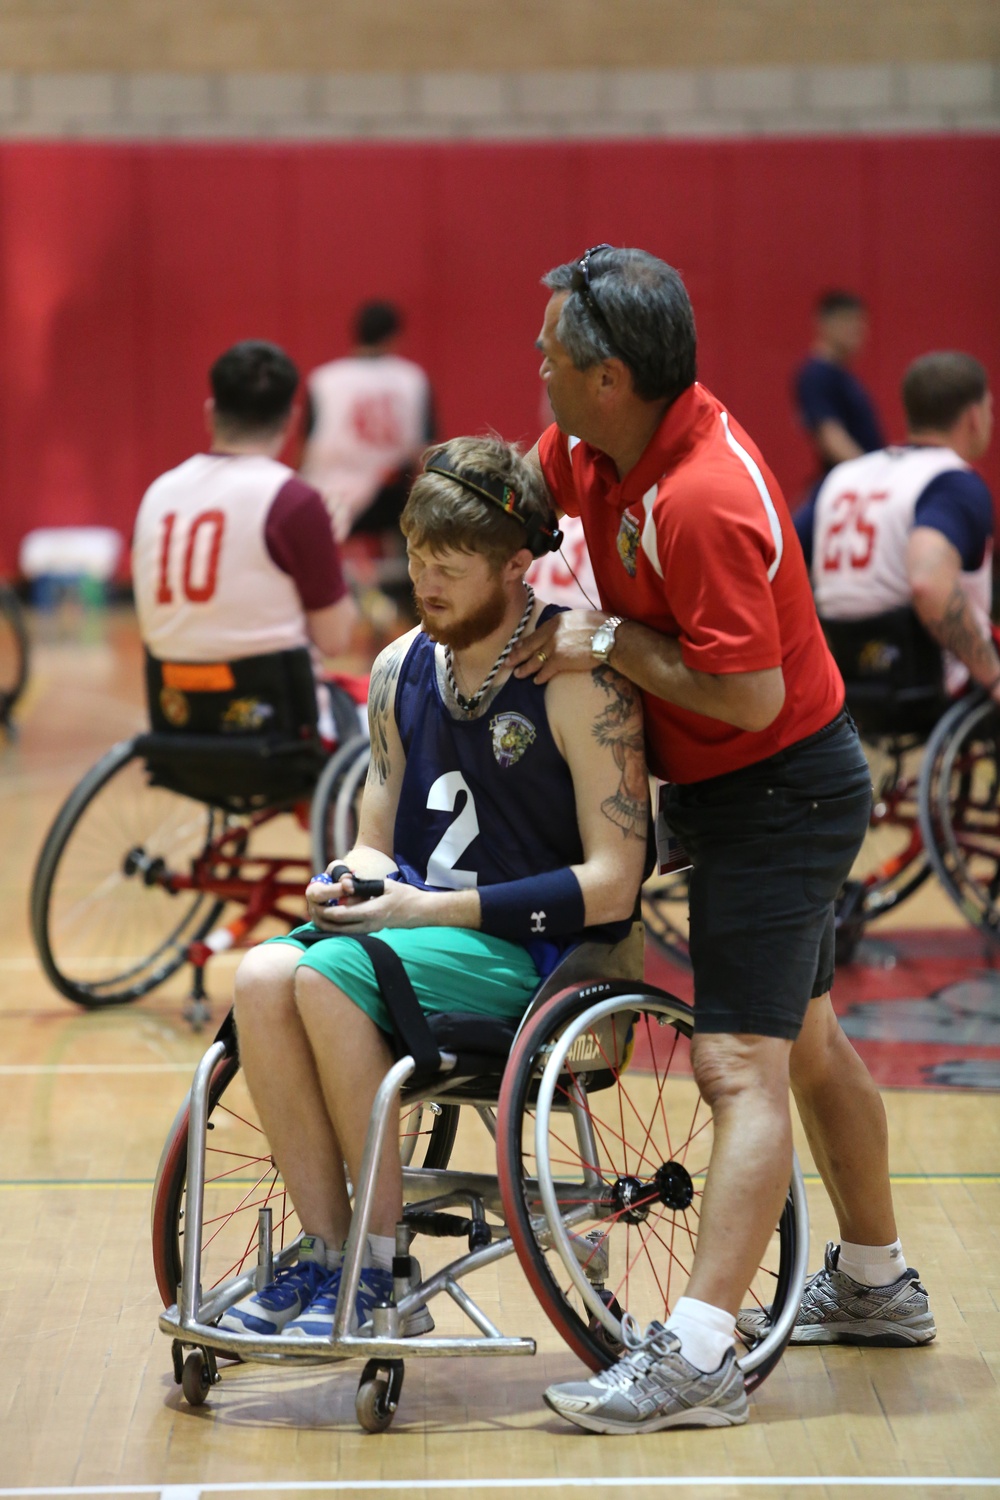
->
xmin=538 ymin=383 xmax=843 ymax=783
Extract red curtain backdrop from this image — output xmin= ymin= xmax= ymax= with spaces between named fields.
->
xmin=0 ymin=136 xmax=997 ymax=574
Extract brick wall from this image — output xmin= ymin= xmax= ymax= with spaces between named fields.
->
xmin=0 ymin=0 xmax=996 ymax=72
xmin=0 ymin=63 xmax=997 ymax=139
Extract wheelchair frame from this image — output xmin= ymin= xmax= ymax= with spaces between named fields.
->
xmin=30 ymin=675 xmax=368 ymax=1027
xmin=154 ymin=955 xmax=810 ymax=1430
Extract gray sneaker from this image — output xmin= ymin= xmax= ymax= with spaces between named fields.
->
xmin=736 ymin=1242 xmax=936 ymax=1348
xmin=543 ymin=1320 xmax=748 ymax=1434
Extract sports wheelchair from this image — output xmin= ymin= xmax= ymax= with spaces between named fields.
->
xmin=152 ymin=932 xmax=809 ymax=1429
xmin=30 ymin=646 xmax=368 ymax=1027
xmin=821 ymin=607 xmax=1000 ymax=959
xmin=819 ymin=608 xmax=949 ymax=960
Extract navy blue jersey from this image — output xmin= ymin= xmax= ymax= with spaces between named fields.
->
xmin=914 ymin=467 xmax=994 ymax=570
xmin=795 ymin=357 xmax=884 ymax=471
xmin=392 ymin=609 xmax=628 ymax=973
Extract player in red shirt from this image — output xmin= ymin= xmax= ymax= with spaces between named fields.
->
xmin=511 ymin=247 xmax=934 ymax=1435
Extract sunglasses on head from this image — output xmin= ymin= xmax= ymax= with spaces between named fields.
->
xmin=569 ymin=243 xmax=622 ymax=356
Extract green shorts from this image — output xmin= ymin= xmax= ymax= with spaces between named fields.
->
xmin=267 ymin=924 xmax=542 ymax=1035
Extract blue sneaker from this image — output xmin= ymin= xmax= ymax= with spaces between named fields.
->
xmin=217 ymin=1235 xmax=334 ymax=1335
xmin=284 ymin=1261 xmax=434 ymax=1339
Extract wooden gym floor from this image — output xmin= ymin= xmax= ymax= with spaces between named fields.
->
xmin=1 ymin=607 xmax=998 ymax=1500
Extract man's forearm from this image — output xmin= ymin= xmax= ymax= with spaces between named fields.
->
xmin=609 ymin=620 xmax=785 ymax=732
xmin=913 ymin=580 xmax=1000 ymax=689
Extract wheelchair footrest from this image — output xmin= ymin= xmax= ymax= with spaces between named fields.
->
xmin=402 ymin=1209 xmax=478 ymax=1238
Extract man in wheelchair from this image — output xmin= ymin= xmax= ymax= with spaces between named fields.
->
xmin=220 ymin=437 xmax=650 ymax=1343
xmin=132 ymin=338 xmax=357 ymax=746
xmin=804 ymin=350 xmax=997 ymax=717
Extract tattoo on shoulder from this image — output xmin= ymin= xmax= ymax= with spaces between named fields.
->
xmin=367 ymin=637 xmax=408 ymax=785
xmin=591 ymin=665 xmax=649 ymax=842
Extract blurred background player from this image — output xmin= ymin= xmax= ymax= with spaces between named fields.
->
xmin=300 ymin=300 xmax=435 ymax=644
xmin=803 ymin=350 xmax=996 ymax=698
xmin=132 ymin=339 xmax=355 ymax=737
xmin=795 ymin=290 xmax=885 ymax=483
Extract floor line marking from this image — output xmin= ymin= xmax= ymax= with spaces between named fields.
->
xmin=0 ymin=1064 xmax=195 ymax=1074
xmin=1 ymin=1478 xmax=998 ymax=1496
xmin=1 ymin=1173 xmax=996 ymax=1192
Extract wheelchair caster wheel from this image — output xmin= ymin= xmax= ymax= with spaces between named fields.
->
xmin=184 ymin=996 xmax=211 ymax=1032
xmin=587 ymin=1288 xmax=625 ymax=1358
xmin=355 ymin=1358 xmax=403 ymax=1433
xmin=181 ymin=1351 xmax=211 ymax=1407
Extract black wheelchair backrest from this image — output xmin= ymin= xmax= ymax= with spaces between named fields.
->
xmin=140 ymin=646 xmax=325 ymax=809
xmin=820 ymin=607 xmax=948 ymax=737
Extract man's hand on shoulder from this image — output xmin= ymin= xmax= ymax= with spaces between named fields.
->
xmin=510 ymin=608 xmax=610 ymax=683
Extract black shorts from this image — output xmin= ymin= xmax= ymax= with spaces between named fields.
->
xmin=663 ymin=712 xmax=872 ymax=1041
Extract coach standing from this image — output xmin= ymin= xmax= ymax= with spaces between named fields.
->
xmin=511 ymin=246 xmax=935 ymax=1435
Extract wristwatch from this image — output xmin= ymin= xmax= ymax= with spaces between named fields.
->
xmin=591 ymin=615 xmax=623 ymax=663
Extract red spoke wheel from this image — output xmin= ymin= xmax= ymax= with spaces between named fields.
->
xmin=151 ymin=1036 xmax=459 ymax=1309
xmin=497 ymin=982 xmax=805 ymax=1392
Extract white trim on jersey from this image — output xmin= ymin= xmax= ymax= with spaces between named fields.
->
xmin=640 ymin=483 xmax=664 ymax=579
xmin=720 ymin=411 xmax=784 ymax=582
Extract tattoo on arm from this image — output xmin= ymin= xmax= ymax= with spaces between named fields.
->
xmin=592 ymin=666 xmax=649 ymax=841
xmin=367 ymin=638 xmax=407 ymax=785
xmin=925 ymin=581 xmax=999 ymax=685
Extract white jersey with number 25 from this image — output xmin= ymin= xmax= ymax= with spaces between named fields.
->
xmin=812 ymin=444 xmax=992 ymax=692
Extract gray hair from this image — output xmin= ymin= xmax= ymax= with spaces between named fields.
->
xmin=542 ymin=247 xmax=697 ymax=403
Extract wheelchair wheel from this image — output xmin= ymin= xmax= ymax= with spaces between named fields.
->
xmin=0 ymin=580 xmax=29 ymax=728
xmin=310 ymin=737 xmax=370 ymax=868
xmin=640 ymin=870 xmax=691 ymax=970
xmin=918 ymin=691 xmax=1000 ymax=945
xmin=497 ymin=982 xmax=807 ymax=1392
xmin=31 ymin=738 xmax=226 ymax=1007
xmin=836 ymin=732 xmax=930 ymax=958
xmin=151 ymin=1044 xmax=460 ymax=1309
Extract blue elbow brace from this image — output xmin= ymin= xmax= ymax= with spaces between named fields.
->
xmin=477 ymin=868 xmax=585 ymax=944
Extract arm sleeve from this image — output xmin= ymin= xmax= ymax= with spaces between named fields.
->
xmin=656 ymin=485 xmax=783 ymax=675
xmin=796 ymin=362 xmax=842 ymax=431
xmin=914 ymin=469 xmax=994 ymax=571
xmin=264 ymin=477 xmax=347 ymax=610
xmin=537 ymin=424 xmax=580 ymax=517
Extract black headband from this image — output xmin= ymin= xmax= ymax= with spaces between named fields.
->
xmin=423 ymin=452 xmax=563 ymax=558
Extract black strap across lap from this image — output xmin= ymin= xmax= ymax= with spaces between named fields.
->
xmin=293 ymin=929 xmax=442 ymax=1087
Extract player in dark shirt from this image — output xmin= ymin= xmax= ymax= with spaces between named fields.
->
xmin=795 ymin=290 xmax=884 ymax=479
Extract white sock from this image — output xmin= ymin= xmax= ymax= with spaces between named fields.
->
xmin=367 ymin=1233 xmax=396 ymax=1272
xmin=837 ymin=1238 xmax=906 ymax=1288
xmin=664 ymin=1296 xmax=736 ymax=1373
xmin=299 ymin=1234 xmax=343 ymax=1272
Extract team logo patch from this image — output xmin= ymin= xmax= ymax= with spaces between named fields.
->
xmin=489 ymin=711 xmax=536 ymax=768
xmin=616 ymin=510 xmax=640 ymax=577
xmin=159 ymin=685 xmax=190 ymax=728
xmin=221 ymin=697 xmax=275 ymax=733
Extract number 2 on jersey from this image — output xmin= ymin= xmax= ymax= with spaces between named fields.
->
xmin=425 ymin=771 xmax=480 ymax=888
xmin=820 ymin=489 xmax=889 ymax=573
xmin=156 ymin=510 xmax=226 ymax=604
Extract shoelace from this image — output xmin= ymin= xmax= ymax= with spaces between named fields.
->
xmin=595 ymin=1315 xmax=680 ymax=1391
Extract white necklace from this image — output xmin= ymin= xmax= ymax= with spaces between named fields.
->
xmin=444 ymin=586 xmax=535 ymax=716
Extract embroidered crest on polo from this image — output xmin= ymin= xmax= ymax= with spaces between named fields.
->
xmin=489 ymin=711 xmax=537 ymax=768
xmin=530 ymin=911 xmax=547 ymax=933
xmin=616 ymin=509 xmax=640 ymax=577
